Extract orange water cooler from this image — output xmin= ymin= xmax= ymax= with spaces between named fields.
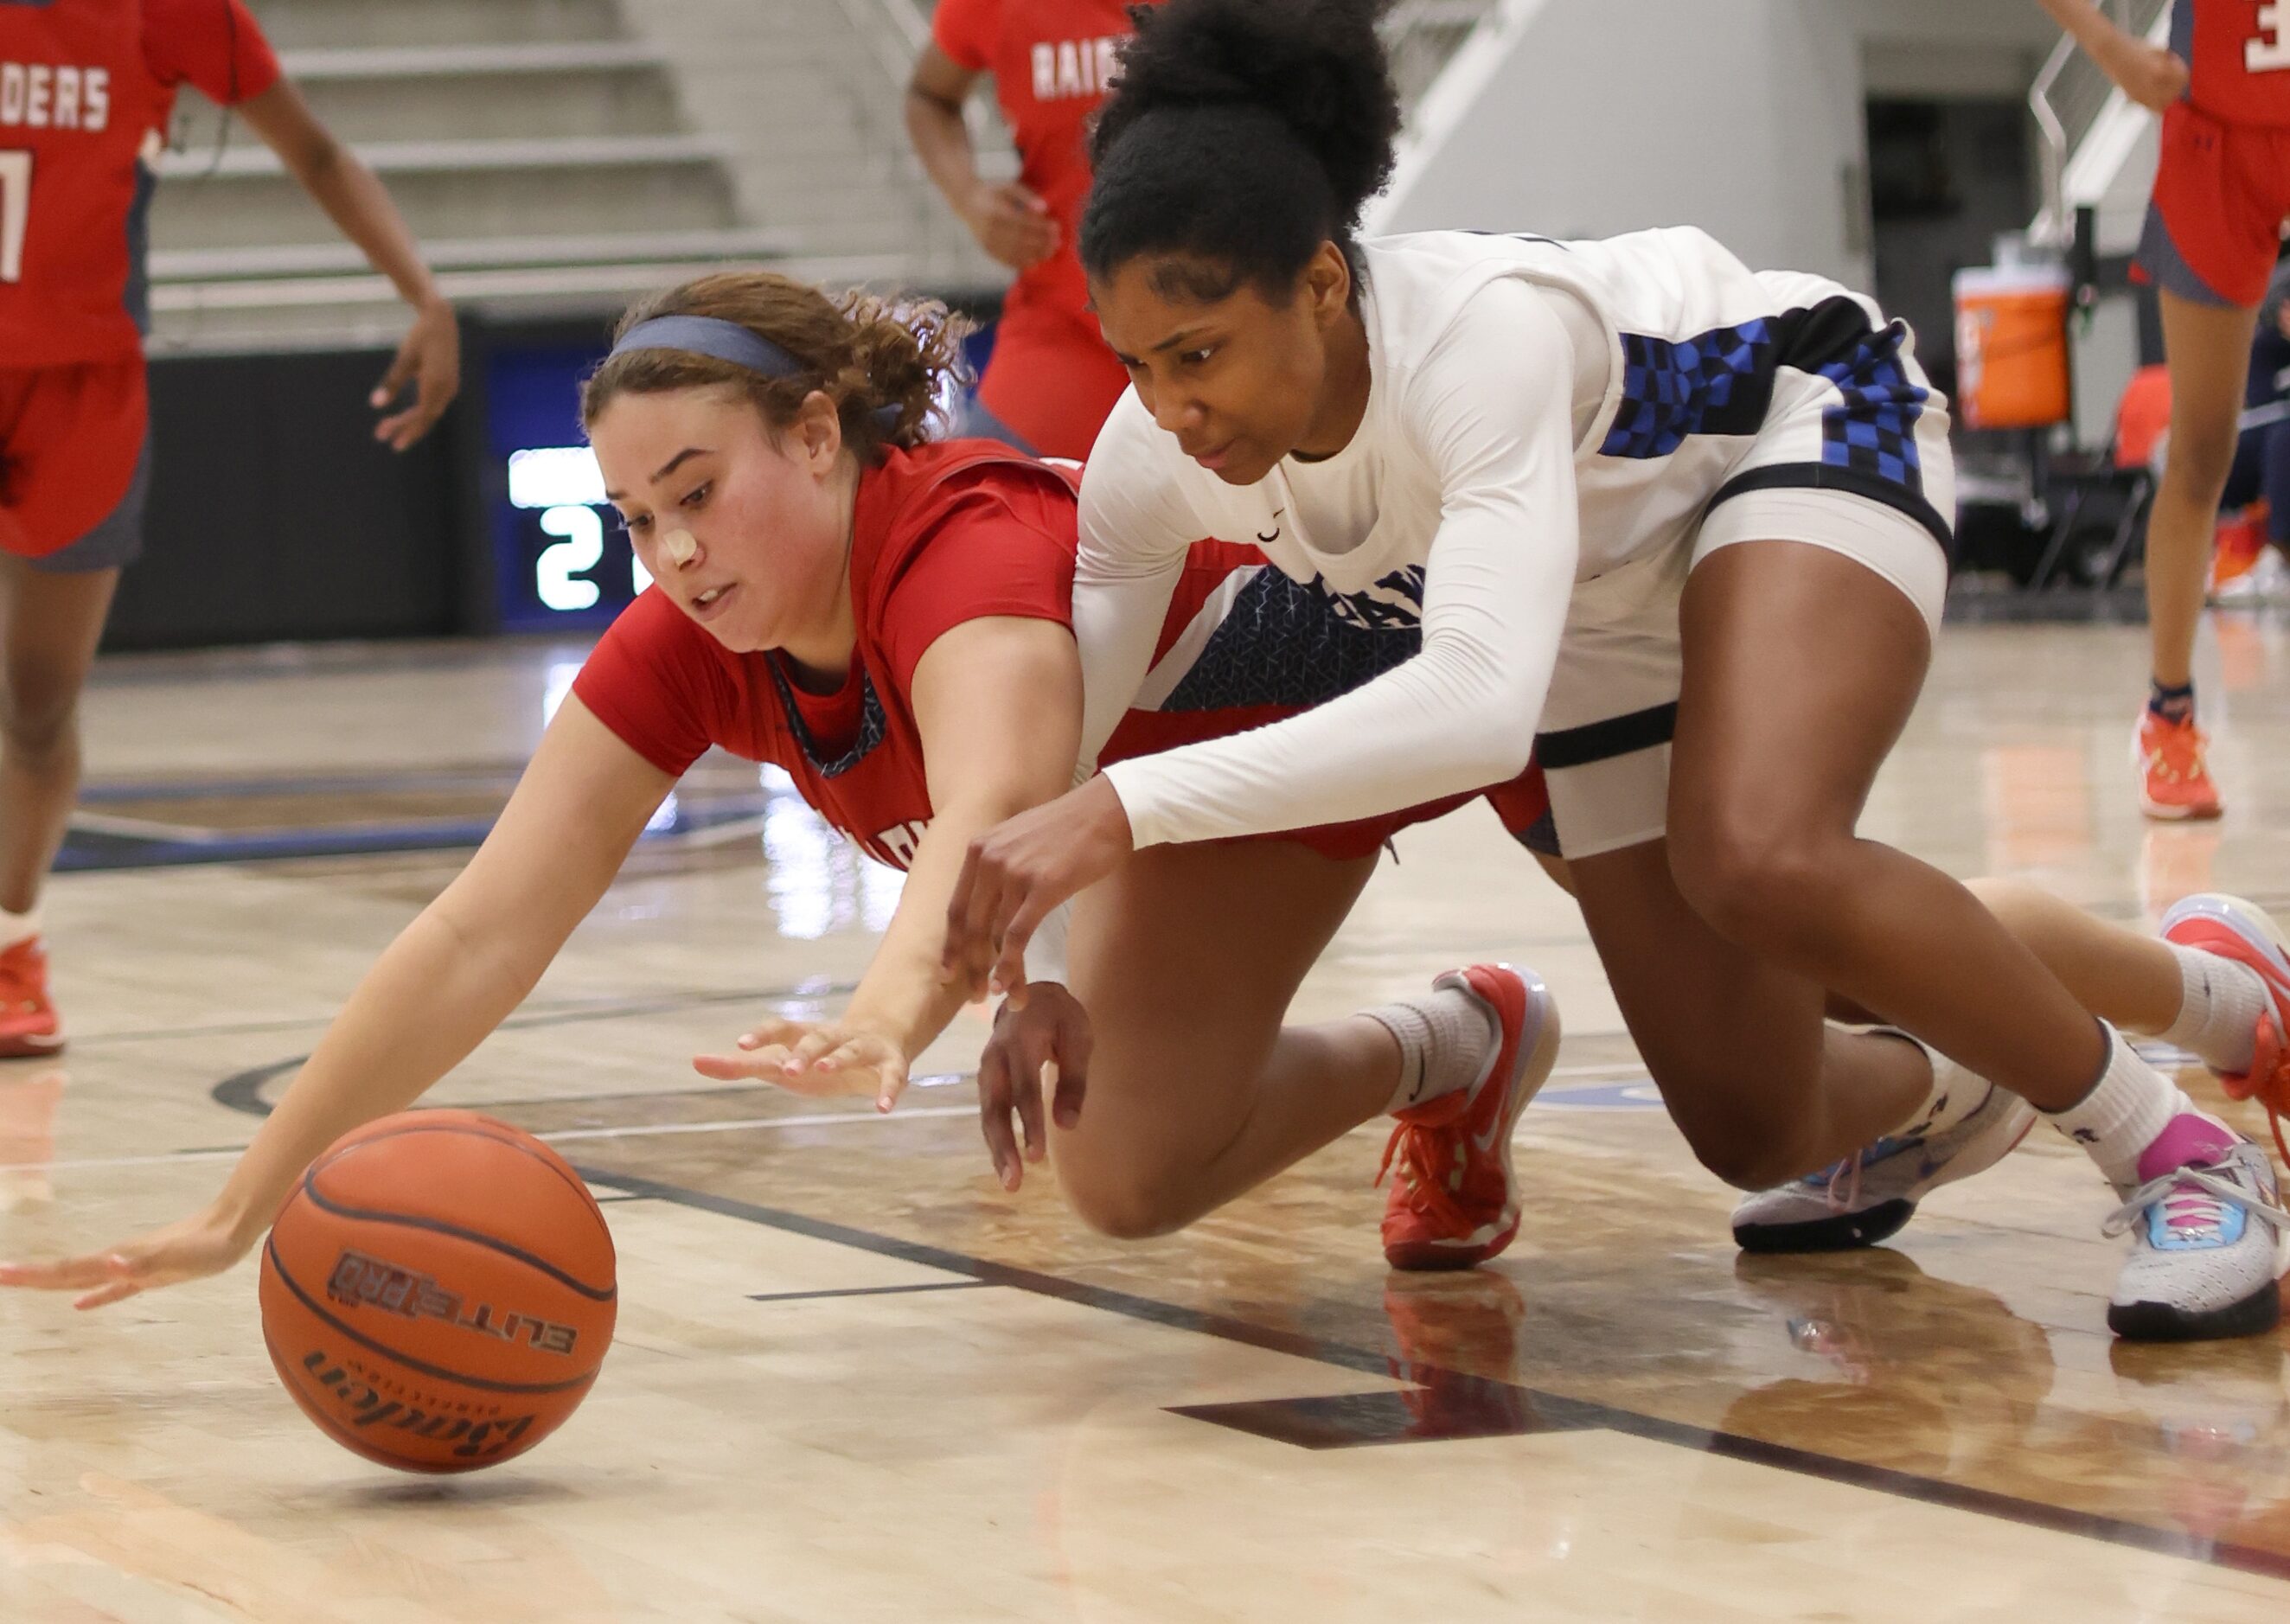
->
xmin=1952 ymin=264 xmax=2073 ymax=430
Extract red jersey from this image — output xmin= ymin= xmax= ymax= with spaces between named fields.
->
xmin=0 ymin=0 xmax=279 ymax=366
xmin=575 ymin=443 xmax=1078 ymax=868
xmin=931 ymin=0 xmax=1161 ymax=335
xmin=2174 ymin=0 xmax=2290 ymax=127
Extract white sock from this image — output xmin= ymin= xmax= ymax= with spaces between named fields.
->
xmin=0 ymin=906 xmax=37 ymax=948
xmin=2158 ymin=943 xmax=2269 ymax=1075
xmin=1369 ymin=988 xmax=1499 ymax=1115
xmin=1878 ymin=1030 xmax=1987 ymax=1141
xmin=2042 ymin=1021 xmax=2205 ymax=1187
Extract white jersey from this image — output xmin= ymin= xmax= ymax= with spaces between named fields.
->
xmin=1076 ymin=227 xmax=1946 ymax=847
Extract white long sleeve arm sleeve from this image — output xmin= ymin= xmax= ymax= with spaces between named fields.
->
xmin=1070 ymin=439 xmax=1194 ymax=783
xmin=1091 ymin=285 xmax=1583 ymax=847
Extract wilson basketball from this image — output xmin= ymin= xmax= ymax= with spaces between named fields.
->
xmin=258 ymin=1109 xmax=617 ymax=1474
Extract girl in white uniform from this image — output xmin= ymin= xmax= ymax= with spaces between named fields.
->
xmin=946 ymin=0 xmax=2290 ymax=1341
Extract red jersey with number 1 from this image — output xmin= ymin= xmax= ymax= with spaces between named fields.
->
xmin=2176 ymin=0 xmax=2290 ymax=126
xmin=0 ymin=0 xmax=279 ymax=367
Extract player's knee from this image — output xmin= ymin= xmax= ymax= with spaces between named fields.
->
xmin=1668 ymin=816 xmax=1849 ymax=955
xmin=1672 ymin=1108 xmax=1819 ymax=1192
xmin=1061 ymin=1170 xmax=1192 ymax=1241
xmin=2161 ymin=424 xmax=2239 ymax=502
xmin=0 ymin=674 xmax=81 ymax=758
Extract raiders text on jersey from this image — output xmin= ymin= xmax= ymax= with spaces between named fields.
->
xmin=0 ymin=62 xmax=111 ymax=130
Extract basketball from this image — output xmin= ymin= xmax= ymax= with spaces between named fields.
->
xmin=257 ymin=1110 xmax=617 ymax=1474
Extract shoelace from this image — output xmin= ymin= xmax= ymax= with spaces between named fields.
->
xmin=1813 ymin=1149 xmax=1866 ymax=1213
xmin=2100 ymin=1148 xmax=2290 ymax=1243
xmin=1376 ymin=1121 xmax=1474 ymax=1237
xmin=2219 ymin=1015 xmax=2290 ymax=1166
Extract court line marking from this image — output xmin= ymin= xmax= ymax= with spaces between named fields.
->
xmin=745 ymin=1281 xmax=996 ymax=1304
xmin=579 ymin=1162 xmax=2290 ymax=1584
xmin=72 ymin=978 xmax=859 ymax=1051
xmin=0 ymin=1105 xmax=981 ymax=1175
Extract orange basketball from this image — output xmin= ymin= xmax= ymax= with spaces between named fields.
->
xmin=258 ymin=1109 xmax=617 ymax=1474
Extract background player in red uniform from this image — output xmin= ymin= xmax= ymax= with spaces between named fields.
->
xmin=905 ymin=0 xmax=1155 ymax=459
xmin=0 ymin=0 xmax=458 ymax=1055
xmin=2037 ymin=0 xmax=2290 ymax=818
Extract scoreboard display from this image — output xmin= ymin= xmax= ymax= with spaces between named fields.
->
xmin=483 ymin=341 xmax=650 ymax=633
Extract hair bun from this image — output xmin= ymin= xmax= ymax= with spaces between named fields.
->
xmin=1096 ymin=0 xmax=1398 ymax=225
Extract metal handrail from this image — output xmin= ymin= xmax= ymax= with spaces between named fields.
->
xmin=2030 ymin=0 xmax=2172 ymax=246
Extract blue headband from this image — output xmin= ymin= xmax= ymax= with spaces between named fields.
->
xmin=610 ymin=314 xmax=905 ymax=432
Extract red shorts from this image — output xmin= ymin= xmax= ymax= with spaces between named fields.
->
xmin=2135 ymin=103 xmax=2290 ymax=309
xmin=0 ymin=357 xmax=150 ymax=566
xmin=975 ymin=304 xmax=1129 ymax=462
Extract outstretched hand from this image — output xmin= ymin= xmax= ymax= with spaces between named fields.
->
xmin=694 ymin=1015 xmax=912 ymax=1114
xmin=943 ymin=776 xmax=1134 ymax=1001
xmin=977 ymin=983 xmax=1092 ymax=1191
xmin=0 ymin=1205 xmax=253 ymax=1309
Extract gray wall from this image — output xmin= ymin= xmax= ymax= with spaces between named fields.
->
xmin=1378 ymin=0 xmax=2060 ymax=289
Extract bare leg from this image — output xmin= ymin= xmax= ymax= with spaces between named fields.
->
xmin=0 ymin=560 xmax=119 ymax=914
xmin=2147 ymin=292 xmax=2262 ymax=688
xmin=1959 ymin=878 xmax=2184 ymax=1034
xmin=1533 ymin=849 xmax=2184 ymax=1041
xmin=1570 ymin=837 xmax=1935 ymax=1190
xmin=1570 ymin=541 xmax=2119 ymax=1190
xmin=1054 ymin=839 xmax=1398 ymax=1237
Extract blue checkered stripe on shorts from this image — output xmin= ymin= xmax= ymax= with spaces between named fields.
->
xmin=1599 ymin=319 xmax=1777 ymax=459
xmin=1815 ymin=323 xmax=1929 ymax=496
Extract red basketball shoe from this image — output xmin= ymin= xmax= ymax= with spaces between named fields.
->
xmin=2135 ymin=709 xmax=2223 ymax=822
xmin=0 ymin=937 xmax=61 ymax=1059
xmin=1378 ymin=964 xmax=1560 ymax=1271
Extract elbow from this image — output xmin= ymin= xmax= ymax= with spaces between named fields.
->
xmin=1447 ymin=725 xmax=1536 ymax=790
xmin=1420 ymin=639 xmax=1542 ymax=786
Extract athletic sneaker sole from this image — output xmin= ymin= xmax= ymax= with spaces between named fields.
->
xmin=2109 ymin=1225 xmax=2290 ymax=1342
xmin=1734 ymin=1198 xmax=1919 ymax=1255
xmin=1730 ymin=1088 xmax=2037 ymax=1256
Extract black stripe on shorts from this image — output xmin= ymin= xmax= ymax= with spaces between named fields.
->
xmin=1708 ymin=463 xmax=1954 ymax=554
xmin=1534 ymin=701 xmax=1678 ymax=770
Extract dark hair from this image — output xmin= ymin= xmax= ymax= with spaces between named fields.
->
xmin=580 ymin=272 xmax=969 ymax=460
xmin=1080 ymin=0 xmax=1399 ymax=303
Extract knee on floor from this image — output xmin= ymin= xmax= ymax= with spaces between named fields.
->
xmin=1059 ymin=1165 xmax=1199 ymax=1242
xmin=1676 ymin=1113 xmax=1825 ymax=1193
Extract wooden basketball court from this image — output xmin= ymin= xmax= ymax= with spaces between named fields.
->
xmin=4 ymin=611 xmax=2290 ymax=1621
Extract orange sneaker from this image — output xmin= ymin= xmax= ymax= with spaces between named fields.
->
xmin=0 ymin=937 xmax=62 ymax=1059
xmin=2134 ymin=709 xmax=2223 ymax=822
xmin=1378 ymin=964 xmax=1560 ymax=1271
xmin=2209 ymin=505 xmax=2269 ymax=600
